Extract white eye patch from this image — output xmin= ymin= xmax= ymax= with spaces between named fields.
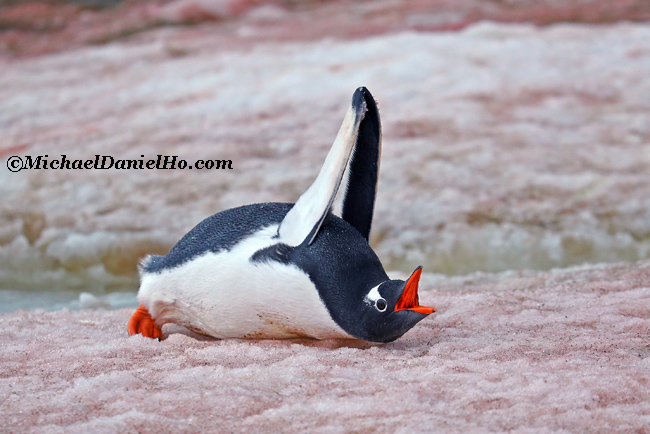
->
xmin=365 ymin=284 xmax=388 ymax=312
xmin=364 ymin=283 xmax=383 ymax=305
xmin=363 ymin=282 xmax=384 ymax=306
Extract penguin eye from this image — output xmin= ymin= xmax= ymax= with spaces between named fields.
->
xmin=375 ymin=298 xmax=387 ymax=312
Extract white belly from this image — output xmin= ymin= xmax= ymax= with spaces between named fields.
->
xmin=137 ymin=225 xmax=351 ymax=339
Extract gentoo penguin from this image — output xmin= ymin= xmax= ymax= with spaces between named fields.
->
xmin=128 ymin=87 xmax=435 ymax=343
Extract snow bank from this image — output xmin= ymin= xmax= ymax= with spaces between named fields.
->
xmin=3 ymin=24 xmax=650 ymax=289
xmin=1 ymin=261 xmax=649 ymax=433
xmin=1 ymin=23 xmax=650 ymax=292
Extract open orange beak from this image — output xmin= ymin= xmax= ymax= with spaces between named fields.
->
xmin=394 ymin=266 xmax=436 ymax=315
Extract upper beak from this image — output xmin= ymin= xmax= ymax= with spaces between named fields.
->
xmin=394 ymin=266 xmax=436 ymax=315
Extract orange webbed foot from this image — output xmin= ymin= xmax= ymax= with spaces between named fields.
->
xmin=128 ymin=305 xmax=163 ymax=340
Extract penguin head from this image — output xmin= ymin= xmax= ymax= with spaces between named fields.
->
xmin=357 ymin=266 xmax=436 ymax=343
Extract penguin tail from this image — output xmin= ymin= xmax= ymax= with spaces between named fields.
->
xmin=128 ymin=305 xmax=163 ymax=340
xmin=138 ymin=254 xmax=162 ymax=274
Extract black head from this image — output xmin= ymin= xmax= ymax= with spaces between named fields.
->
xmin=288 ymin=212 xmax=436 ymax=344
xmin=351 ymin=266 xmax=436 ymax=343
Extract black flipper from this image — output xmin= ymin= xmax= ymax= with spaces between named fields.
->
xmin=278 ymin=87 xmax=369 ymax=247
xmin=341 ymin=87 xmax=381 ymax=241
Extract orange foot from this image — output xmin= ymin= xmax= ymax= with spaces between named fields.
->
xmin=128 ymin=305 xmax=163 ymax=340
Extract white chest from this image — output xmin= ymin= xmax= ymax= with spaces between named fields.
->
xmin=137 ymin=225 xmax=351 ymax=339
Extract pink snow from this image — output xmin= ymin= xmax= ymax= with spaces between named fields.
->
xmin=2 ymin=260 xmax=649 ymax=433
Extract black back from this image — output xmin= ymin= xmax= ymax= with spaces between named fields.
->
xmin=142 ymin=203 xmax=292 ymax=273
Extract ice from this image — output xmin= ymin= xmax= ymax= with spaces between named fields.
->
xmin=0 ymin=289 xmax=137 ymax=313
xmin=1 ymin=261 xmax=648 ymax=432
xmin=1 ymin=22 xmax=650 ymax=294
xmin=78 ymin=292 xmax=133 ymax=310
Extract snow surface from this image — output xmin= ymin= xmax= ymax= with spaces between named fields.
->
xmin=1 ymin=11 xmax=649 ymax=433
xmin=1 ymin=261 xmax=649 ymax=433
xmin=1 ymin=22 xmax=650 ymax=294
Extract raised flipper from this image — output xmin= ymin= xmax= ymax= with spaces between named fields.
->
xmin=278 ymin=87 xmax=370 ymax=247
xmin=341 ymin=88 xmax=381 ymax=241
xmin=128 ymin=305 xmax=163 ymax=340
